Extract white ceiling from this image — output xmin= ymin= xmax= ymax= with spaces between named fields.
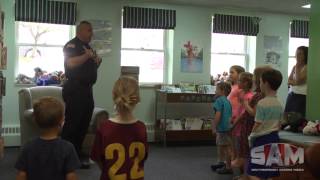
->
xmin=132 ymin=0 xmax=310 ymax=16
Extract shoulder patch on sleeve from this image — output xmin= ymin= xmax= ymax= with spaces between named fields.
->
xmin=66 ymin=43 xmax=75 ymax=48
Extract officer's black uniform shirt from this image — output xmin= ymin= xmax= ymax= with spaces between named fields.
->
xmin=63 ymin=37 xmax=97 ymax=86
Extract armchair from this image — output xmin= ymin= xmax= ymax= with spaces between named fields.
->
xmin=18 ymin=86 xmax=108 ymax=154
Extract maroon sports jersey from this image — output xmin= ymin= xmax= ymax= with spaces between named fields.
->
xmin=91 ymin=119 xmax=148 ymax=180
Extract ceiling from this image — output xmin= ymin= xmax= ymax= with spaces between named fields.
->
xmin=131 ymin=0 xmax=310 ymax=16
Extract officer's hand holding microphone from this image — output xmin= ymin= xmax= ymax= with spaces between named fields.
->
xmin=83 ymin=46 xmax=102 ymax=66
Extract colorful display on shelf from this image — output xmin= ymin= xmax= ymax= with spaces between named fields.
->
xmin=211 ymin=72 xmax=229 ymax=85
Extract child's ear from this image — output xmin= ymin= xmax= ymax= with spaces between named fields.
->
xmin=59 ymin=116 xmax=65 ymax=128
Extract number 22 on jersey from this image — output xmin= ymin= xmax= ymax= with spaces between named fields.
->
xmin=105 ymin=142 xmax=146 ymax=180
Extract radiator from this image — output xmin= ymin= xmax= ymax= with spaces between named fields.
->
xmin=1 ymin=125 xmax=21 ymax=146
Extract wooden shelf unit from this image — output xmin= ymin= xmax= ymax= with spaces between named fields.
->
xmin=155 ymin=91 xmax=216 ymax=146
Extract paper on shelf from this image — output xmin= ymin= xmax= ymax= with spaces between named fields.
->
xmin=185 ymin=118 xmax=203 ymax=130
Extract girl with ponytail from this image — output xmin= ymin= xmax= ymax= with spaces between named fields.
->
xmin=91 ymin=76 xmax=148 ymax=180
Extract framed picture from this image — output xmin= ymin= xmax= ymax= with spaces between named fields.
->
xmin=0 ymin=46 xmax=7 ymax=70
xmin=0 ymin=72 xmax=5 ymax=96
xmin=180 ymin=41 xmax=203 ymax=73
xmin=1 ymin=11 xmax=4 ymax=33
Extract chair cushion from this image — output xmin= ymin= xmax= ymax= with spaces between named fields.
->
xmin=23 ymin=107 xmax=109 ymax=133
xmin=29 ymin=86 xmax=63 ymax=105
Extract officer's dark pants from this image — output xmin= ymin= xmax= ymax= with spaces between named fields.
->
xmin=61 ymin=81 xmax=94 ymax=157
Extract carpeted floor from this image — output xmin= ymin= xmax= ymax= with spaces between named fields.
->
xmin=0 ymin=144 xmax=234 ymax=180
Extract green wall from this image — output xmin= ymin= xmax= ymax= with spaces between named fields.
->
xmin=255 ymin=14 xmax=291 ymax=104
xmin=2 ymin=0 xmax=19 ymax=128
xmin=78 ymin=0 xmax=122 ymax=116
xmin=1 ymin=0 xmax=309 ymax=145
xmin=172 ymin=5 xmax=212 ymax=84
xmin=306 ymin=0 xmax=320 ymax=121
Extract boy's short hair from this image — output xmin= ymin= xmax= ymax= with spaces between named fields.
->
xmin=33 ymin=97 xmax=64 ymax=129
xmin=217 ymin=82 xmax=232 ymax=96
xmin=253 ymin=65 xmax=273 ymax=92
xmin=261 ymin=69 xmax=283 ymax=91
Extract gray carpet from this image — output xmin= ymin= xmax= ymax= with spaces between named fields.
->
xmin=0 ymin=145 xmax=233 ymax=180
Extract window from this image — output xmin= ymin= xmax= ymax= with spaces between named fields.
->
xmin=121 ymin=28 xmax=165 ymax=84
xmin=211 ymin=33 xmax=255 ymax=76
xmin=16 ymin=22 xmax=74 ymax=78
xmin=288 ymin=37 xmax=309 ymax=76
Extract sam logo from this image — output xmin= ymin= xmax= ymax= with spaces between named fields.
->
xmin=251 ymin=143 xmax=304 ymax=167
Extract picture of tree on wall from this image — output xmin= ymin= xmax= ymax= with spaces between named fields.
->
xmin=181 ymin=41 xmax=203 ymax=73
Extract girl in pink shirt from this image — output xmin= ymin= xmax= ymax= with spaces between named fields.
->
xmin=227 ymin=65 xmax=245 ymax=161
xmin=231 ymin=72 xmax=254 ymax=169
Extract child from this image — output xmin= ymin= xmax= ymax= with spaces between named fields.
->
xmin=15 ymin=97 xmax=80 ymax=180
xmin=91 ymin=76 xmax=148 ymax=180
xmin=231 ymin=72 xmax=254 ymax=168
xmin=227 ymin=65 xmax=245 ymax=162
xmin=235 ymin=66 xmax=272 ymax=180
xmin=210 ymin=82 xmax=233 ymax=174
xmin=247 ymin=68 xmax=283 ymax=180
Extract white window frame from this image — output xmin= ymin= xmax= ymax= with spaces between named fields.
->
xmin=15 ymin=21 xmax=75 ymax=79
xmin=210 ymin=33 xmax=250 ymax=76
xmin=120 ymin=29 xmax=167 ymax=85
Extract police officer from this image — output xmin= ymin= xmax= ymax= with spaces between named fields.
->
xmin=61 ymin=21 xmax=101 ymax=168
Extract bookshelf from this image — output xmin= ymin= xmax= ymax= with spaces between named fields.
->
xmin=155 ymin=90 xmax=216 ymax=146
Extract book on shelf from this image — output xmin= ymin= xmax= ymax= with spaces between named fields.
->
xmin=160 ymin=119 xmax=183 ymax=130
xmin=159 ymin=84 xmax=216 ymax=94
xmin=185 ymin=118 xmax=203 ymax=130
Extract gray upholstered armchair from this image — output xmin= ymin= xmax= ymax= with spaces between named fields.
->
xmin=18 ymin=86 xmax=108 ymax=154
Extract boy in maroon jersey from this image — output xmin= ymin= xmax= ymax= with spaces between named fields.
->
xmin=91 ymin=76 xmax=148 ymax=180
